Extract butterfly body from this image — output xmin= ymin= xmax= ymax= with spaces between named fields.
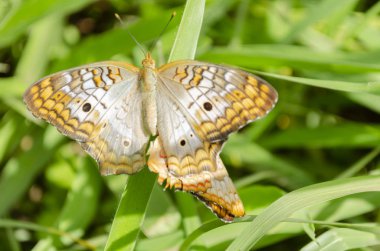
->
xmin=24 ymin=53 xmax=278 ymax=222
xmin=141 ymin=53 xmax=158 ymax=135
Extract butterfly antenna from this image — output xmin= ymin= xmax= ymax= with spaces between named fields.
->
xmin=115 ymin=13 xmax=146 ymax=56
xmin=148 ymin=12 xmax=176 ymax=52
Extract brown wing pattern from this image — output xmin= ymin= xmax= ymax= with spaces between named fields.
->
xmin=23 ymin=62 xmax=149 ymax=175
xmin=149 ymin=61 xmax=278 ymax=221
xmin=148 ymin=137 xmax=244 ymax=222
xmin=147 ymin=83 xmax=245 ymax=222
xmin=158 ymin=61 xmax=278 ymax=142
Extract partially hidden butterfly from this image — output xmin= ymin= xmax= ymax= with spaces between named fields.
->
xmin=23 ymin=52 xmax=278 ymax=222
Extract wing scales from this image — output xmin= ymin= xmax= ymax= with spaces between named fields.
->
xmin=23 ymin=62 xmax=149 ymax=175
xmin=158 ymin=61 xmax=278 ymax=142
xmin=147 ymin=77 xmax=246 ymax=221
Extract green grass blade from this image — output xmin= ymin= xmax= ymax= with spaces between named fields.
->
xmin=104 ymin=1 xmax=205 ymax=250
xmin=168 ymin=0 xmax=205 ymax=234
xmin=0 ymin=112 xmax=29 ymax=163
xmin=346 ymin=92 xmax=380 ymax=113
xmin=201 ymin=45 xmax=380 ymax=74
xmin=15 ymin=14 xmax=64 ymax=84
xmin=175 ymin=193 xmax=201 ymax=236
xmin=260 ymin=123 xmax=380 ymax=149
xmin=281 ymin=0 xmax=359 ymax=43
xmin=50 ymin=157 xmax=101 ymax=247
xmin=301 ymin=228 xmax=380 ymax=251
xmin=336 ymin=147 xmax=380 ymax=179
xmin=0 ymin=127 xmax=63 ymax=217
xmin=223 ymin=134 xmax=315 ymax=188
xmin=0 ymin=0 xmax=94 ymax=48
xmin=104 ymin=169 xmax=156 ymax=251
xmin=227 ymin=175 xmax=380 ymax=250
xmin=0 ymin=77 xmax=26 ymax=98
xmin=251 ymin=70 xmax=380 ymax=94
xmin=52 ymin=14 xmax=180 ymax=71
xmin=168 ymin=0 xmax=205 ymax=61
xmin=179 ymin=220 xmax=224 ymax=251
xmin=0 ymin=219 xmax=95 ymax=250
xmin=136 ymin=232 xmax=184 ymax=251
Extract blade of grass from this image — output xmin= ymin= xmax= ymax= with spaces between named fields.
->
xmin=48 ymin=157 xmax=101 ymax=248
xmin=0 ymin=127 xmax=64 ymax=217
xmin=104 ymin=1 xmax=205 ymax=250
xmin=281 ymin=0 xmax=358 ymax=43
xmin=175 ymin=193 xmax=201 ymax=236
xmin=227 ymin=175 xmax=380 ymax=250
xmin=0 ymin=0 xmax=94 ymax=48
xmin=342 ymin=1 xmax=380 ymax=41
xmin=6 ymin=227 xmax=21 ymax=251
xmin=168 ymin=0 xmax=204 ymax=62
xmin=345 ymin=92 xmax=380 ymax=114
xmin=200 ymin=45 xmax=380 ymax=74
xmin=336 ymin=147 xmax=380 ymax=179
xmin=15 ymin=14 xmax=63 ymax=84
xmin=229 ymin=0 xmax=249 ymax=47
xmin=0 ymin=219 xmax=95 ymax=250
xmin=136 ymin=231 xmax=184 ymax=251
xmin=52 ymin=13 xmax=180 ymax=71
xmin=0 ymin=0 xmax=11 ymax=26
xmin=301 ymin=228 xmax=380 ymax=251
xmin=223 ymin=134 xmax=315 ymax=188
xmin=169 ymin=0 xmax=205 ymax=235
xmin=0 ymin=112 xmax=29 ymax=163
xmin=260 ymin=123 xmax=380 ymax=149
xmin=250 ymin=70 xmax=380 ymax=94
xmin=103 ymin=168 xmax=156 ymax=251
xmin=0 ymin=77 xmax=26 ymax=98
xmin=179 ymin=220 xmax=224 ymax=251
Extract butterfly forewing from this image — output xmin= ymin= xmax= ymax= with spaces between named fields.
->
xmin=23 ymin=62 xmax=150 ymax=175
xmin=158 ymin=61 xmax=278 ymax=142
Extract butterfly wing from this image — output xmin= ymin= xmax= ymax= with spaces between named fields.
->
xmin=158 ymin=61 xmax=278 ymax=142
xmin=147 ymin=92 xmax=244 ymax=221
xmin=149 ymin=61 xmax=277 ymax=221
xmin=23 ymin=62 xmax=149 ymax=175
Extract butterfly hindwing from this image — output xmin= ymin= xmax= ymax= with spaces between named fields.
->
xmin=158 ymin=61 xmax=278 ymax=142
xmin=147 ymin=86 xmax=244 ymax=221
xmin=148 ymin=138 xmax=244 ymax=222
xmin=23 ymin=62 xmax=149 ymax=175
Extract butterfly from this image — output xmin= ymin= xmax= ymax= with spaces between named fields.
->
xmin=23 ymin=52 xmax=278 ymax=222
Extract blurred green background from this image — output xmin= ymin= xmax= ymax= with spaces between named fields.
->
xmin=1 ymin=0 xmax=380 ymax=250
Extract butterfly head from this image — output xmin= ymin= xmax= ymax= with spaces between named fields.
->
xmin=142 ymin=52 xmax=155 ymax=69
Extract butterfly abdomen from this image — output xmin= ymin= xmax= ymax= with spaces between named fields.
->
xmin=141 ymin=55 xmax=158 ymax=136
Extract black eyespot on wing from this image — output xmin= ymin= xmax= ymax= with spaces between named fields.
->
xmin=203 ymin=102 xmax=213 ymax=111
xmin=180 ymin=139 xmax=186 ymax=146
xmin=82 ymin=103 xmax=91 ymax=112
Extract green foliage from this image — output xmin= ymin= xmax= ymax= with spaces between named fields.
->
xmin=0 ymin=0 xmax=380 ymax=250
